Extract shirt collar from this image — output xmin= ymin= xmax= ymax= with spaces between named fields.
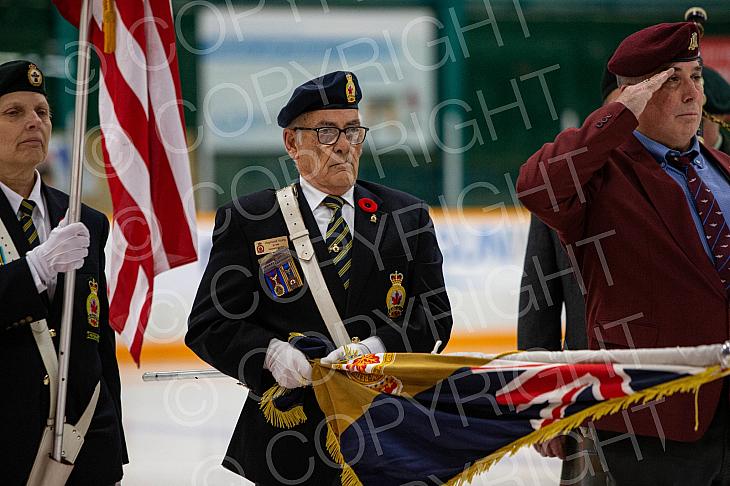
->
xmin=633 ymin=130 xmax=701 ymax=165
xmin=299 ymin=177 xmax=355 ymax=211
xmin=0 ymin=170 xmax=46 ymax=219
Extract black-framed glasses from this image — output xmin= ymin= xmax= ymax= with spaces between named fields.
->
xmin=293 ymin=126 xmax=369 ymax=145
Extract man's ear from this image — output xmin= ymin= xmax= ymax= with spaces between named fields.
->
xmin=283 ymin=128 xmax=297 ymax=160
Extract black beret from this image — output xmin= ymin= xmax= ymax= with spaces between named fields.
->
xmin=600 ymin=63 xmax=619 ymax=102
xmin=609 ymin=22 xmax=701 ymax=77
xmin=277 ymin=71 xmax=361 ymax=128
xmin=703 ymin=66 xmax=730 ymax=115
xmin=0 ymin=60 xmax=47 ymax=98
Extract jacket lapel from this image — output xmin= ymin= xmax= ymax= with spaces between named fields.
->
xmin=622 ymin=137 xmax=723 ymax=295
xmin=0 ymin=189 xmax=31 ymax=256
xmin=41 ymin=184 xmax=69 ymax=306
xmin=346 ymin=185 xmax=386 ymax=314
xmin=294 ymin=183 xmax=348 ymax=315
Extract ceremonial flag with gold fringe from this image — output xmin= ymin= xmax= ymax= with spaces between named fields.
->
xmin=305 ymin=345 xmax=730 ymax=486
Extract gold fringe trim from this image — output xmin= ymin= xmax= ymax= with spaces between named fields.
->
xmin=259 ymin=385 xmax=307 ymax=429
xmin=102 ymin=0 xmax=116 ymax=53
xmin=326 ymin=424 xmax=362 ymax=486
xmin=444 ymin=365 xmax=730 ymax=486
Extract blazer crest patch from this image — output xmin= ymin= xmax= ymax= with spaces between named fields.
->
xmin=386 ymin=271 xmax=406 ymax=318
xmin=259 ymin=248 xmax=303 ymax=298
xmin=86 ymin=278 xmax=100 ymax=328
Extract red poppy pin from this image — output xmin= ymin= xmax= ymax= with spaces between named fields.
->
xmin=358 ymin=198 xmax=377 ymax=213
xmin=358 ymin=198 xmax=378 ymax=223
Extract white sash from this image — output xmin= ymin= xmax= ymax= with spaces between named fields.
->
xmin=275 ymin=185 xmax=351 ymax=347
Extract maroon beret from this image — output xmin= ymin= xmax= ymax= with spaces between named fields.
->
xmin=608 ymin=22 xmax=701 ymax=77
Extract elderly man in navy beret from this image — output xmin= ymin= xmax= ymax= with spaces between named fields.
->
xmin=0 ymin=60 xmax=127 ymax=485
xmin=186 ymin=71 xmax=452 ymax=485
xmin=518 ymin=22 xmax=730 ymax=484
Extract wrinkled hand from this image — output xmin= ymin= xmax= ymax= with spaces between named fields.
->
xmin=533 ymin=435 xmax=566 ymax=460
xmin=26 ymin=221 xmax=90 ymax=285
xmin=320 ymin=336 xmax=385 ymax=365
xmin=264 ymin=338 xmax=312 ymax=389
xmin=615 ymin=68 xmax=674 ymax=118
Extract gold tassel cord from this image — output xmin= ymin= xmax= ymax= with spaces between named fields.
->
xmin=704 ymin=110 xmax=730 ymax=132
xmin=444 ymin=365 xmax=730 ymax=486
xmin=326 ymin=424 xmax=363 ymax=486
xmin=259 ymin=385 xmax=307 ymax=429
xmin=102 ymin=0 xmax=116 ymax=53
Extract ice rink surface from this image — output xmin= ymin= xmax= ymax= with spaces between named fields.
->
xmin=119 ymin=363 xmax=562 ymax=486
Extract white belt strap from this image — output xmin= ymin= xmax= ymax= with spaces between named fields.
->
xmin=276 ymin=185 xmax=351 ymax=347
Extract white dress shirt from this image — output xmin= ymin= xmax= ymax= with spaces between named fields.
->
xmin=0 ymin=171 xmax=55 ymax=297
xmin=299 ymin=178 xmax=355 ymax=241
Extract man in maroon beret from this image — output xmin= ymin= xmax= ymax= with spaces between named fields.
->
xmin=517 ymin=22 xmax=730 ymax=484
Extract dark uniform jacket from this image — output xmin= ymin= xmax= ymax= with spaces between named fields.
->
xmin=0 ymin=184 xmax=127 ymax=485
xmin=517 ymin=102 xmax=730 ymax=442
xmin=518 ymin=214 xmax=587 ymax=352
xmin=187 ymin=180 xmax=452 ymax=485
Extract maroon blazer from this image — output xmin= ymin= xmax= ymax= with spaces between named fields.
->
xmin=516 ymin=102 xmax=730 ymax=442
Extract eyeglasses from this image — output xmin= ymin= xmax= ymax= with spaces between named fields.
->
xmin=293 ymin=126 xmax=369 ymax=145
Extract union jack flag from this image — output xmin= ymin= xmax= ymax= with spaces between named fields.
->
xmin=313 ymin=350 xmax=727 ymax=486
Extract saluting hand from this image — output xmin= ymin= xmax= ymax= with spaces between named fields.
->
xmin=615 ymin=68 xmax=674 ymax=118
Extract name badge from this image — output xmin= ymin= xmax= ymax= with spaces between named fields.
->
xmin=254 ymin=236 xmax=289 ymax=256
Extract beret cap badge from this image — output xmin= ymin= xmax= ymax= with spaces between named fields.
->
xmin=689 ymin=32 xmax=699 ymax=51
xmin=345 ymin=73 xmax=357 ymax=103
xmin=27 ymin=64 xmax=43 ymax=87
xmin=276 ymin=71 xmax=362 ymax=128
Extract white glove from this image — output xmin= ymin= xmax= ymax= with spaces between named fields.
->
xmin=264 ymin=338 xmax=312 ymax=389
xmin=320 ymin=336 xmax=386 ymax=365
xmin=26 ymin=221 xmax=90 ymax=287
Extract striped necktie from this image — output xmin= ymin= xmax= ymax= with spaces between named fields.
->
xmin=669 ymin=152 xmax=730 ymax=291
xmin=18 ymin=199 xmax=40 ymax=249
xmin=323 ymin=195 xmax=352 ymax=290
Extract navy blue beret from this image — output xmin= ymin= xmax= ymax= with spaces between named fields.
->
xmin=0 ymin=60 xmax=47 ymax=98
xmin=703 ymin=66 xmax=730 ymax=115
xmin=277 ymin=71 xmax=361 ymax=128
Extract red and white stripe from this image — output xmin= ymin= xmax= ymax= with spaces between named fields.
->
xmin=55 ymin=0 xmax=198 ymax=364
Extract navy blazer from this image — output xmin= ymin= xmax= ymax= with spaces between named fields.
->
xmin=518 ymin=214 xmax=587 ymax=352
xmin=0 ymin=184 xmax=127 ymax=485
xmin=187 ymin=180 xmax=452 ymax=484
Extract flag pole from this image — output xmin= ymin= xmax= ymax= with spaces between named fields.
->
xmin=53 ymin=0 xmax=93 ymax=461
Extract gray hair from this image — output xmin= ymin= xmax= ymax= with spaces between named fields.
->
xmin=615 ymin=74 xmax=652 ymax=87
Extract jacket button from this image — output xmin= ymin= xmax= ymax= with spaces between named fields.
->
xmin=49 ymin=329 xmax=57 ymax=338
xmin=600 ymin=117 xmax=608 ymax=123
xmin=25 ymin=316 xmax=33 ymax=323
xmin=43 ymin=375 xmax=50 ymax=386
xmin=596 ymin=122 xmax=604 ymax=128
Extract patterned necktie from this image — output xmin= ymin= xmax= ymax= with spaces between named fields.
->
xmin=18 ymin=199 xmax=40 ymax=249
xmin=669 ymin=153 xmax=730 ymax=290
xmin=323 ymin=195 xmax=352 ymax=290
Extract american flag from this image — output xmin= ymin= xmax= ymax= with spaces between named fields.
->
xmin=54 ymin=0 xmax=198 ymax=364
